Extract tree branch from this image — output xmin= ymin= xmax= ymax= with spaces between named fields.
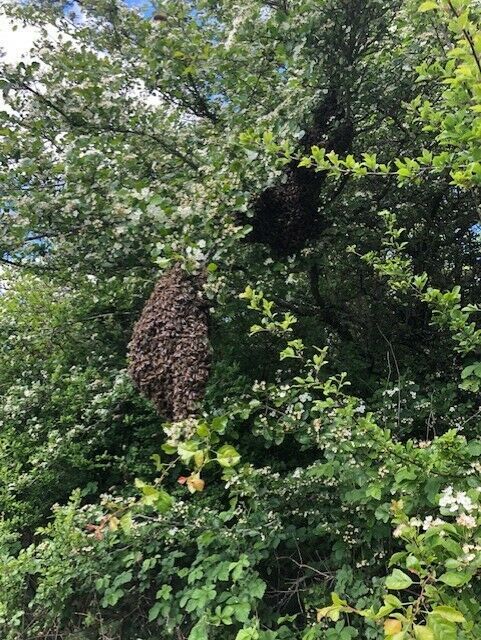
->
xmin=16 ymin=81 xmax=200 ymax=171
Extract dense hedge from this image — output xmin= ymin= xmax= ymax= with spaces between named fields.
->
xmin=1 ymin=0 xmax=481 ymax=638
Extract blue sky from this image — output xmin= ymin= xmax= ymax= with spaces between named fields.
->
xmin=0 ymin=0 xmax=155 ymax=68
xmin=125 ymin=0 xmax=154 ymax=11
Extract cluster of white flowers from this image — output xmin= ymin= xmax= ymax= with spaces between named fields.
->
xmin=224 ymin=473 xmax=241 ymax=489
xmin=470 ymin=461 xmax=481 ymax=475
xmin=342 ymin=523 xmax=361 ymax=546
xmin=299 ymin=393 xmax=312 ymax=403
xmin=457 ymin=513 xmax=477 ymax=529
xmin=393 ymin=523 xmax=409 ymax=538
xmin=461 ymin=542 xmax=481 ymax=563
xmin=437 ymin=486 xmax=479 ymax=529
xmin=393 ymin=515 xmax=446 ymax=538
xmin=277 ymin=385 xmax=291 ymax=399
xmin=384 ymin=387 xmax=399 ymax=398
xmin=378 ymin=465 xmax=389 ymax=478
xmin=163 ymin=418 xmax=199 ymax=448
xmin=421 ymin=515 xmax=445 ymax=530
xmin=203 ymin=274 xmax=227 ymax=298
xmin=185 ymin=242 xmax=207 ymax=266
xmin=252 ymin=380 xmax=267 ymax=392
xmin=285 ymin=272 xmax=301 ymax=285
xmin=417 ymin=440 xmax=431 ymax=449
xmin=439 ymin=486 xmax=475 ymax=514
xmin=356 ymin=559 xmax=369 ymax=568
xmin=355 ymin=550 xmax=386 ymax=568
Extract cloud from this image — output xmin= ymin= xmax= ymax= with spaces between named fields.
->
xmin=0 ymin=11 xmax=44 ymax=113
xmin=0 ymin=12 xmax=42 ymax=65
xmin=0 ymin=8 xmax=66 ymax=113
xmin=0 ymin=3 xmax=161 ymax=115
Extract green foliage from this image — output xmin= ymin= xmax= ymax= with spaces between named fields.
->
xmin=1 ymin=0 xmax=481 ymax=639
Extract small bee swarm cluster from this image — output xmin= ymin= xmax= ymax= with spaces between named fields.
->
xmin=128 ymin=265 xmax=210 ymax=421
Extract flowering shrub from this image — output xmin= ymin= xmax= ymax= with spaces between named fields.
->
xmin=1 ymin=0 xmax=481 ymax=639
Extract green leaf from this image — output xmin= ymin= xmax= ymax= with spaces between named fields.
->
xmin=406 ymin=554 xmax=422 ymax=572
xmin=188 ymin=619 xmax=209 ymax=640
xmin=431 ymin=606 xmax=466 ymax=623
xmin=413 ymin=625 xmax=434 ymax=640
xmin=389 ymin=552 xmax=407 ymax=567
xmin=418 ymin=1 xmax=438 ymax=12
xmin=280 ymin=346 xmax=296 ymax=360
xmin=148 ymin=602 xmax=162 ymax=622
xmin=156 ymin=585 xmax=173 ymax=600
xmin=161 ymin=443 xmax=178 ymax=455
xmin=135 ymin=480 xmax=162 ymax=506
xmin=119 ymin=512 xmax=133 ymax=535
xmin=385 ymin=595 xmax=403 ymax=607
xmin=211 ymin=416 xmax=227 ymax=433
xmin=375 ymin=502 xmax=391 ymax=522
xmin=155 ymin=489 xmax=174 ymax=513
xmin=235 ymin=629 xmax=259 ymax=640
xmin=150 ymin=453 xmax=162 ymax=471
xmin=394 ymin=468 xmax=417 ymax=483
xmin=331 ymin=592 xmax=348 ymax=607
xmin=366 ymin=483 xmax=382 ymax=500
xmin=197 ymin=422 xmax=210 ymax=437
xmin=177 ymin=441 xmax=198 ymax=464
xmin=232 ymin=601 xmax=251 ymax=623
xmin=466 ymin=439 xmax=481 ymax=456
xmin=438 ymin=571 xmax=471 ymax=587
xmin=428 ymin=616 xmax=457 ymax=640
xmin=113 ymin=571 xmax=132 ymax=587
xmin=385 ymin=569 xmax=413 ymax=590
xmin=250 ymin=578 xmax=267 ymax=600
xmin=263 ymin=130 xmax=274 ymax=144
xmin=216 ymin=444 xmax=241 ymax=468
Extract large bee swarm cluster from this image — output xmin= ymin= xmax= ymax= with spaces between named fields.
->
xmin=248 ymin=89 xmax=354 ymax=256
xmin=127 ymin=265 xmax=210 ymax=421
